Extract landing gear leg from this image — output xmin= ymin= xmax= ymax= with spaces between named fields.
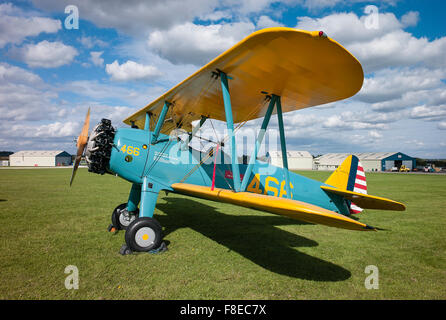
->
xmin=120 ymin=178 xmax=167 ymax=254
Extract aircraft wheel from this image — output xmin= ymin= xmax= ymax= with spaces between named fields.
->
xmin=111 ymin=203 xmax=138 ymax=230
xmin=125 ymin=217 xmax=163 ymax=252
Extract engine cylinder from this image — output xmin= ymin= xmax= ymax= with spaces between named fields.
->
xmin=85 ymin=119 xmax=115 ymax=175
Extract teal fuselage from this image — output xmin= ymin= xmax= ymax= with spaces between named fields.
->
xmin=108 ymin=128 xmax=350 ymax=217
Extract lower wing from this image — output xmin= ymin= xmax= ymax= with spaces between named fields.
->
xmin=171 ymin=183 xmax=376 ymax=231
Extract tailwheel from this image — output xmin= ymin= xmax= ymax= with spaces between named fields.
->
xmin=111 ymin=203 xmax=138 ymax=231
xmin=125 ymin=217 xmax=163 ymax=252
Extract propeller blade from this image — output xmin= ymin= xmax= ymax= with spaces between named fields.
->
xmin=70 ymin=107 xmax=90 ymax=186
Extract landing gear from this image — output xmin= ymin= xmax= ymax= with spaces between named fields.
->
xmin=110 ymin=203 xmax=138 ymax=231
xmin=124 ymin=217 xmax=163 ymax=252
xmin=111 ymin=179 xmax=167 ymax=254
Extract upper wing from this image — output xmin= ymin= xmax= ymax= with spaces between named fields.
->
xmin=124 ymin=27 xmax=364 ymax=133
xmin=321 ymin=186 xmax=406 ymax=211
xmin=171 ymin=183 xmax=375 ymax=231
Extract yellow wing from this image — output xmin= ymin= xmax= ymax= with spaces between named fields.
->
xmin=321 ymin=186 xmax=406 ymax=211
xmin=171 ymin=183 xmax=375 ymax=231
xmin=124 ymin=27 xmax=364 ymax=133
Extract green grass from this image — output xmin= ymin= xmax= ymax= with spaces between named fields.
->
xmin=0 ymin=168 xmax=445 ymax=299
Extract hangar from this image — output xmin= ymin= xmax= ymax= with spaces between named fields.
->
xmin=9 ymin=151 xmax=72 ymax=167
xmin=314 ymin=152 xmax=416 ymax=172
xmin=269 ymin=150 xmax=314 ymax=170
xmin=0 ymin=151 xmax=12 ymax=166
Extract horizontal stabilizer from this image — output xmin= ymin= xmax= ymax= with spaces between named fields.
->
xmin=321 ymin=185 xmax=405 ymax=211
xmin=171 ymin=183 xmax=376 ymax=231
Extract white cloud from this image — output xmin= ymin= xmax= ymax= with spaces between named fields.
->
xmin=404 ymin=139 xmax=425 ymax=147
xmin=90 ymin=51 xmax=104 ymax=67
xmin=296 ymin=11 xmax=446 ymax=72
xmin=0 ymin=103 xmax=138 ymax=152
xmin=296 ymin=11 xmax=402 ymax=45
xmin=300 ymin=0 xmax=343 ymax=10
xmin=199 ymin=10 xmax=233 ymax=21
xmin=323 ymin=116 xmax=361 ymax=130
xmin=0 ymin=63 xmax=60 ymax=121
xmin=357 ymin=67 xmax=446 ymax=105
xmin=18 ymin=40 xmax=78 ymax=68
xmin=33 ymin=121 xmax=80 ymax=138
xmin=368 ymin=130 xmax=383 ymax=139
xmin=78 ymin=36 xmax=107 ymax=49
xmin=300 ymin=0 xmax=400 ymax=11
xmin=89 ymin=105 xmax=136 ymax=126
xmin=409 ymin=105 xmax=446 ymax=120
xmin=0 ymin=62 xmax=42 ymax=86
xmin=31 ymin=0 xmax=290 ymax=36
xmin=147 ymin=21 xmax=255 ymax=65
xmin=256 ymin=15 xmax=284 ymax=29
xmin=0 ymin=3 xmax=61 ymax=48
xmin=31 ymin=0 xmax=220 ymax=35
xmin=348 ymin=30 xmax=446 ymax=71
xmin=355 ymin=108 xmax=407 ymax=124
xmin=60 ymin=79 xmax=167 ymax=108
xmin=0 ymin=62 xmax=147 ymax=140
xmin=105 ymin=60 xmax=163 ymax=81
xmin=231 ymin=0 xmax=278 ymax=15
xmin=30 ymin=0 xmax=290 ymax=38
xmin=401 ymin=11 xmax=419 ymax=27
xmin=322 ymin=111 xmax=388 ymax=130
xmin=438 ymin=121 xmax=446 ymax=130
xmin=287 ymin=114 xmax=319 ymax=127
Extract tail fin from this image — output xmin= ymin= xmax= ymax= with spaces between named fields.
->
xmin=324 ymin=155 xmax=367 ymax=214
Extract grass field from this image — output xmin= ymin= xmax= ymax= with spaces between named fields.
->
xmin=0 ymin=168 xmax=445 ymax=299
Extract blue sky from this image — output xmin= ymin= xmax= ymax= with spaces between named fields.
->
xmin=0 ymin=0 xmax=445 ymax=158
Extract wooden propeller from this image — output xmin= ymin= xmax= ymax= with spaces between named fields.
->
xmin=70 ymin=107 xmax=90 ymax=186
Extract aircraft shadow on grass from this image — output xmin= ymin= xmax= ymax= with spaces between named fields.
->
xmin=156 ymin=197 xmax=351 ymax=282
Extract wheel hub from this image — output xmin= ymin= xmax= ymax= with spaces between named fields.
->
xmin=135 ymin=227 xmax=156 ymax=248
xmin=118 ymin=208 xmax=136 ymax=227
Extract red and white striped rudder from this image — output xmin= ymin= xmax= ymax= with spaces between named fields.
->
xmin=350 ymin=161 xmax=367 ymax=214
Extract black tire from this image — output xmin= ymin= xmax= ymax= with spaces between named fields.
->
xmin=125 ymin=217 xmax=163 ymax=252
xmin=111 ymin=203 xmax=138 ymax=230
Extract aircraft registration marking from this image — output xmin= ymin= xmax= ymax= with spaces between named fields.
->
xmin=120 ymin=145 xmax=140 ymax=156
xmin=246 ymin=173 xmax=294 ymax=198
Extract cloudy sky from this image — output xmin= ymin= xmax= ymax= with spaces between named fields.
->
xmin=1 ymin=0 xmax=445 ymax=158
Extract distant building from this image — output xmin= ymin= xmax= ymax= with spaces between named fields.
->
xmin=9 ymin=151 xmax=72 ymax=167
xmin=314 ymin=152 xmax=416 ymax=172
xmin=0 ymin=151 xmax=12 ymax=166
xmin=269 ymin=150 xmax=313 ymax=170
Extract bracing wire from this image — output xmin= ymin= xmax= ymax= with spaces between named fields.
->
xmin=146 ymin=76 xmax=218 ymax=175
xmin=179 ymin=95 xmax=269 ymax=184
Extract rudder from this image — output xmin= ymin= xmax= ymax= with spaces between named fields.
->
xmin=324 ymin=155 xmax=367 ymax=214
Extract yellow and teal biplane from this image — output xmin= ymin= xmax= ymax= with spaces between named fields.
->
xmin=70 ymin=28 xmax=405 ymax=254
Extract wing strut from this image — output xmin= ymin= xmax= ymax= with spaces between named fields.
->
xmin=181 ymin=115 xmax=207 ymax=150
xmin=276 ymin=95 xmax=291 ymax=199
xmin=144 ymin=112 xmax=151 ymax=131
xmin=220 ymin=71 xmax=241 ymax=192
xmin=239 ymin=94 xmax=291 ymax=199
xmin=240 ymin=95 xmax=277 ymax=191
xmin=151 ymin=101 xmax=171 ymax=144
